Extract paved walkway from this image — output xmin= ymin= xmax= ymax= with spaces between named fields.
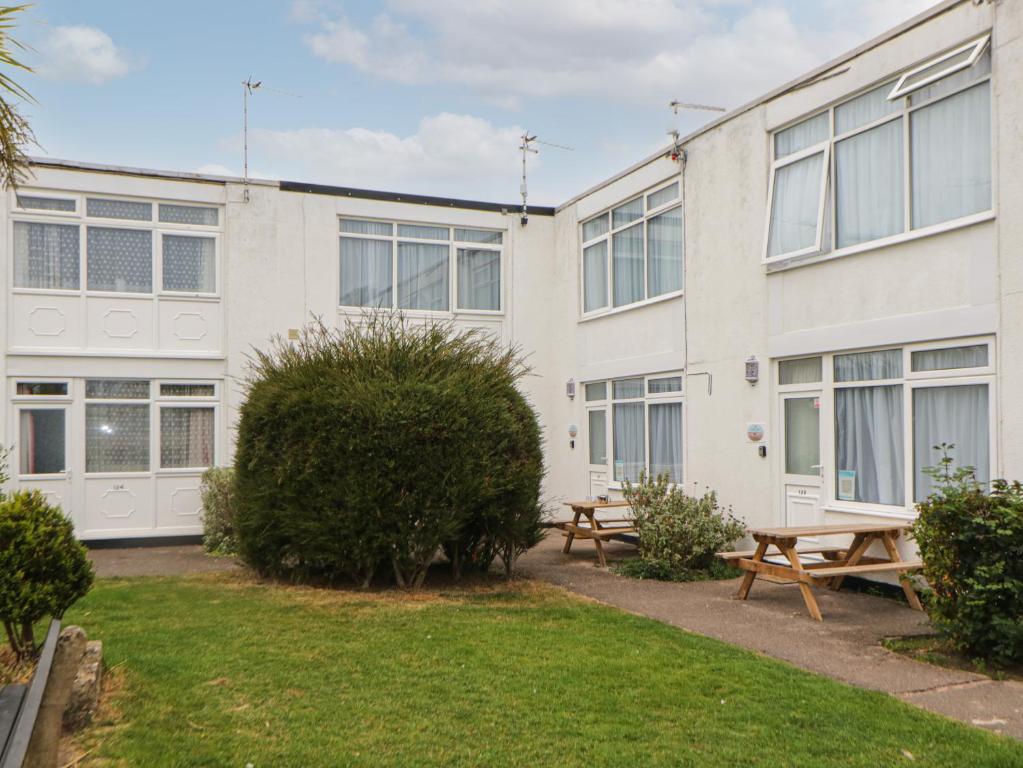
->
xmin=89 ymin=544 xmax=240 ymax=578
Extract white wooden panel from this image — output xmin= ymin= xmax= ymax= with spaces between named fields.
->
xmin=157 ymin=299 xmax=221 ymax=353
xmin=82 ymin=476 xmax=154 ymax=535
xmin=9 ymin=293 xmax=82 ymax=349
xmin=155 ymin=475 xmax=204 ymax=532
xmin=85 ymin=296 xmax=155 ymax=350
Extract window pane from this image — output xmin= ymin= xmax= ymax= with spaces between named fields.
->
xmin=340 ymin=218 xmax=393 ymax=236
xmin=835 ymin=83 xmax=900 ymax=134
xmin=612 ymin=198 xmax=643 ymax=229
xmin=911 ymin=344 xmax=988 ymax=372
xmin=612 ymin=224 xmax=644 ymax=307
xmin=17 ymin=195 xmax=75 ymax=212
xmin=86 ymin=403 xmax=150 ymax=472
xmin=397 ymin=242 xmax=449 ymax=311
xmin=909 ymin=48 xmax=990 ymax=107
xmin=457 ymin=248 xmax=500 ymax=311
xmin=911 ymin=82 xmax=991 ymax=229
xmin=16 ymin=382 xmax=68 ymax=396
xmin=767 ymin=151 xmax=824 ymax=258
xmin=784 ymin=397 xmax=820 ymax=475
xmin=584 ymin=382 xmax=607 ymax=402
xmin=649 ymin=402 xmax=682 ymax=483
xmin=613 ymin=402 xmax=645 ymax=482
xmin=86 ymin=379 xmax=149 ymax=399
xmin=583 ymin=241 xmax=608 ymax=313
xmin=13 ymin=222 xmax=80 ymax=290
xmin=161 ymin=407 xmax=215 ymax=468
xmin=901 ymin=44 xmax=985 ymax=98
xmin=647 ymin=206 xmax=683 ymax=297
xmin=779 ymin=357 xmax=822 ymax=385
xmin=913 ymin=384 xmax=989 ymax=501
xmin=160 ymin=383 xmax=215 ymax=397
xmin=836 ymin=118 xmax=904 ymax=248
xmin=340 ymin=237 xmax=392 ymax=308
xmin=835 ymin=385 xmax=904 ymax=505
xmin=834 ymin=349 xmax=902 ymax=382
xmin=588 ymin=409 xmax=606 ymax=465
xmin=19 ymin=410 xmax=65 ymax=475
xmin=648 ymin=376 xmax=682 ymax=394
xmin=86 ymin=227 xmax=152 ymax=293
xmin=774 ymin=113 xmax=828 ymax=158
xmin=162 ymin=235 xmax=215 ymax=292
xmin=159 ymin=204 xmax=219 ymax=226
xmin=454 ymin=228 xmax=502 ymax=244
xmin=581 ymin=214 xmax=608 ymax=242
xmin=647 ymin=182 xmax=679 ymax=210
xmin=613 ymin=378 xmax=644 ymax=399
xmin=86 ymin=198 xmax=152 ymax=221
xmin=397 ymin=223 xmax=449 ymax=240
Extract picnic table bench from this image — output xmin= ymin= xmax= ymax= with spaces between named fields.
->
xmin=552 ymin=500 xmax=635 ymax=567
xmin=718 ymin=523 xmax=924 ymax=621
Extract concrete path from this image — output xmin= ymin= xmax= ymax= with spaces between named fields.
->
xmin=88 ymin=544 xmax=240 ymax=578
xmin=518 ymin=534 xmax=1023 ymax=741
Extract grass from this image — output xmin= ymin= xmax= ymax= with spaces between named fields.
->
xmin=61 ymin=573 xmax=1023 ymax=768
xmin=883 ymin=635 xmax=1023 ymax=681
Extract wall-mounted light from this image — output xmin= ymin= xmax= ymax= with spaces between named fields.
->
xmin=566 ymin=379 xmax=576 ymax=399
xmin=745 ymin=356 xmax=759 ymax=385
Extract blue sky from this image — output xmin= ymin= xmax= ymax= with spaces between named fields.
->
xmin=17 ymin=0 xmax=936 ymax=205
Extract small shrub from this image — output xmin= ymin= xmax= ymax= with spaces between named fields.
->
xmin=614 ymin=557 xmax=738 ymax=583
xmin=622 ymin=474 xmax=746 ymax=581
xmin=0 ymin=490 xmax=94 ymax=659
xmin=912 ymin=444 xmax=1023 ymax=667
xmin=201 ymin=467 xmax=238 ymax=556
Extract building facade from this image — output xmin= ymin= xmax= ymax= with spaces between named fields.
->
xmin=1 ymin=0 xmax=1017 ymax=548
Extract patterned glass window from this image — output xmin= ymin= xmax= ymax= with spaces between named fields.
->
xmin=17 ymin=195 xmax=75 ymax=212
xmin=158 ymin=203 xmax=219 ymax=226
xmin=160 ymin=407 xmax=214 ymax=468
xmin=86 ymin=404 xmax=150 ymax=472
xmin=86 ymin=379 xmax=149 ymax=399
xmin=87 ymin=227 xmax=152 ymax=293
xmin=13 ymin=222 xmax=80 ymax=290
xmin=160 ymin=383 xmax=215 ymax=397
xmin=87 ymin=198 xmax=152 ymax=221
xmin=162 ymin=235 xmax=215 ymax=292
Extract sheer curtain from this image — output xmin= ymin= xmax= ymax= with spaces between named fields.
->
xmin=911 ymin=82 xmax=991 ymax=229
xmin=779 ymin=357 xmax=822 ymax=385
xmin=768 ymin=151 xmax=824 ymax=257
xmin=397 ymin=242 xmax=448 ymax=310
xmin=456 ymin=248 xmax=500 ymax=310
xmin=647 ymin=207 xmax=683 ymax=297
xmin=87 ymin=227 xmax=152 ymax=293
xmin=913 ymin=384 xmax=989 ymax=501
xmin=613 ymin=403 xmax=644 ymax=482
xmin=835 ymin=118 xmax=904 ymax=247
xmin=774 ymin=113 xmax=828 ymax=158
xmin=14 ymin=222 xmax=80 ymax=289
xmin=612 ymin=225 xmax=644 ymax=307
xmin=163 ymin=235 xmax=216 ymax=292
xmin=648 ymin=402 xmax=682 ymax=482
xmin=912 ymin=344 xmax=988 ymax=372
xmin=583 ymin=241 xmax=608 ymax=312
xmin=835 ymin=83 xmax=900 ymax=134
xmin=834 ymin=349 xmax=902 ymax=381
xmin=341 ymin=237 xmax=392 ymax=308
xmin=835 ymin=385 xmax=904 ymax=505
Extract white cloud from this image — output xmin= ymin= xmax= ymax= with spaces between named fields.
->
xmin=37 ymin=25 xmax=136 ymax=85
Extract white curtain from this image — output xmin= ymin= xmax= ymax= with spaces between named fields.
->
xmin=161 ymin=407 xmax=215 ymax=469
xmin=341 ymin=237 xmax=392 ymax=307
xmin=163 ymin=235 xmax=216 ymax=292
xmin=836 ymin=118 xmax=904 ymax=248
xmin=583 ymin=241 xmax=608 ymax=312
xmin=834 ymin=349 xmax=902 ymax=382
xmin=588 ymin=409 xmax=606 ymax=465
xmin=835 ymin=83 xmax=900 ymax=135
xmin=647 ymin=207 xmax=683 ymax=297
xmin=649 ymin=402 xmax=682 ymax=483
xmin=612 ymin=225 xmax=644 ymax=307
xmin=456 ymin=248 xmax=500 ymax=311
xmin=397 ymin=242 xmax=448 ymax=311
xmin=913 ymin=384 xmax=989 ymax=501
xmin=613 ymin=403 xmax=644 ymax=482
xmin=779 ymin=357 xmax=822 ymax=385
xmin=835 ymin=385 xmax=904 ymax=505
xmin=912 ymin=345 xmax=988 ymax=372
xmin=768 ymin=151 xmax=824 ymax=257
xmin=784 ymin=397 xmax=819 ymax=476
xmin=911 ymin=82 xmax=991 ymax=229
xmin=774 ymin=113 xmax=828 ymax=158
xmin=14 ymin=222 xmax=80 ymax=290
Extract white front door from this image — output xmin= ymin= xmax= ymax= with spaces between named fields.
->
xmin=781 ymin=392 xmax=823 ymax=534
xmin=14 ymin=403 xmax=75 ymax=522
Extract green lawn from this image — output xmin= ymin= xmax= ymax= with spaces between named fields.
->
xmin=65 ymin=574 xmax=1023 ymax=767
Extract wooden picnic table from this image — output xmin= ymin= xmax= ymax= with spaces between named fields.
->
xmin=553 ymin=500 xmax=634 ymax=567
xmin=718 ymin=523 xmax=924 ymax=621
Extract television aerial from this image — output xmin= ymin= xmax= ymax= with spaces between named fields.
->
xmin=519 ymin=133 xmax=573 ymax=225
xmin=666 ymin=100 xmax=727 ymax=165
xmin=242 ymin=76 xmax=301 ymax=202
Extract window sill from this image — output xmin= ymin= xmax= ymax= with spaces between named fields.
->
xmin=823 ymin=503 xmax=917 ymax=522
xmin=579 ymin=290 xmax=684 ymax=324
xmin=764 ymin=210 xmax=995 ymax=273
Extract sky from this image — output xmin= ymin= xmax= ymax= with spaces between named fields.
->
xmin=15 ymin=0 xmax=938 ymax=205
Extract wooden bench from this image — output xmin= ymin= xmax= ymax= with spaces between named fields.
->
xmin=806 ymin=560 xmax=924 ymax=578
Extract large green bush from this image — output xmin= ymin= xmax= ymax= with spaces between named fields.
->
xmin=234 ymin=316 xmax=545 ymax=589
xmin=622 ymin=474 xmax=746 ymax=581
xmin=200 ymin=467 xmax=238 ymax=556
xmin=0 ymin=489 xmax=94 ymax=658
xmin=912 ymin=446 xmax=1023 ymax=666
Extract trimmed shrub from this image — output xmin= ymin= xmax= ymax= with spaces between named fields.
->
xmin=0 ymin=490 xmax=94 ymax=658
xmin=201 ymin=467 xmax=238 ymax=556
xmin=912 ymin=445 xmax=1023 ymax=666
xmin=622 ymin=474 xmax=746 ymax=581
xmin=234 ymin=315 xmax=545 ymax=589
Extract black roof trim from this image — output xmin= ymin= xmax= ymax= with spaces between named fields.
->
xmin=279 ymin=180 xmax=556 ymax=216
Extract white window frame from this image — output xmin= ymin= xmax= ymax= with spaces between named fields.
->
xmin=579 ymin=180 xmax=683 ymax=320
xmin=83 ymin=378 xmax=153 ymax=478
xmin=157 ymin=395 xmax=218 ymax=473
xmin=158 ymin=230 xmax=220 ymax=298
xmin=12 ymin=190 xmax=80 ymax=217
xmin=762 ymin=140 xmax=832 ymax=262
xmin=888 ymin=35 xmax=990 ymax=101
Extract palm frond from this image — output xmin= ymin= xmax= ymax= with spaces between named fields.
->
xmin=0 ymin=5 xmax=35 ymax=188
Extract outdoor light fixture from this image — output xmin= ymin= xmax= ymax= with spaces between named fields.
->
xmin=566 ymin=378 xmax=576 ymax=399
xmin=745 ymin=356 xmax=759 ymax=385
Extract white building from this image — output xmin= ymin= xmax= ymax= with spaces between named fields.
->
xmin=2 ymin=0 xmax=1017 ymax=547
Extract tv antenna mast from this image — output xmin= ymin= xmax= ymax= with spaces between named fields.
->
xmin=666 ymin=100 xmax=726 ymax=165
xmin=519 ymin=133 xmax=573 ymax=225
xmin=242 ymin=76 xmax=301 ymax=202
